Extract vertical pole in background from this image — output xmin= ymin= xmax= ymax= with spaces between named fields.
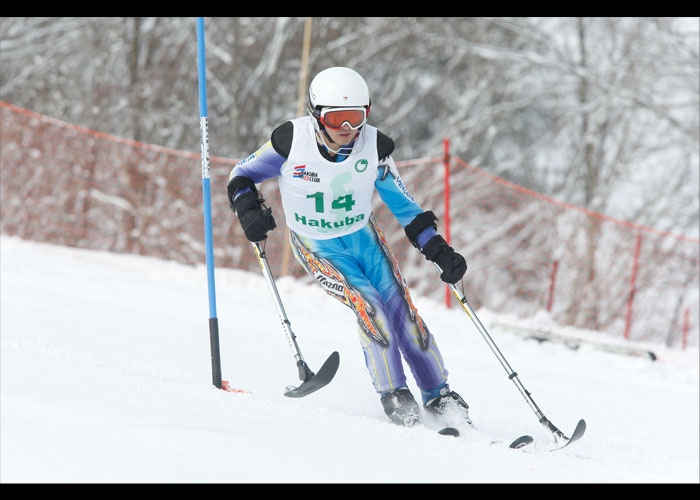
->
xmin=681 ymin=308 xmax=689 ymax=350
xmin=547 ymin=260 xmax=559 ymax=313
xmin=196 ymin=17 xmax=222 ymax=389
xmin=281 ymin=17 xmax=313 ymax=277
xmin=443 ymin=138 xmax=451 ymax=309
xmin=624 ymin=232 xmax=643 ymax=341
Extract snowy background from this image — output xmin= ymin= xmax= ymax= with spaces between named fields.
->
xmin=1 ymin=17 xmax=698 ymax=484
xmin=1 ymin=235 xmax=697 ymax=483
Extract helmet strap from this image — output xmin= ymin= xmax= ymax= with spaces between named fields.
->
xmin=315 ymin=129 xmax=356 ymax=156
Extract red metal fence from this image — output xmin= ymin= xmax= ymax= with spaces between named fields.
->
xmin=2 ymin=101 xmax=698 ymax=348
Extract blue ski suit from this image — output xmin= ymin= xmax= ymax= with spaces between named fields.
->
xmin=228 ymin=117 xmax=451 ymax=403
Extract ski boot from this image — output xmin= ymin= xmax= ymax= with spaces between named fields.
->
xmin=380 ymin=387 xmax=422 ymax=427
xmin=424 ymin=385 xmax=472 ymax=427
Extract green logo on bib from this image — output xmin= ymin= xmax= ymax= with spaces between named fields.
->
xmin=354 ymin=159 xmax=368 ymax=173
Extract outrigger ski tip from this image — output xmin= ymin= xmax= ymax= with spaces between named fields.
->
xmin=284 ymin=351 xmax=340 ymax=398
xmin=557 ymin=419 xmax=586 ymax=449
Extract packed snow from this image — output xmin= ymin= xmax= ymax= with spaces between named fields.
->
xmin=1 ymin=235 xmax=698 ymax=483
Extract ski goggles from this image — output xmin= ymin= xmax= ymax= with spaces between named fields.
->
xmin=319 ymin=107 xmax=368 ymax=130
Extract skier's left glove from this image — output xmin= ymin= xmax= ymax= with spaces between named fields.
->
xmin=421 ymin=235 xmax=467 ymax=284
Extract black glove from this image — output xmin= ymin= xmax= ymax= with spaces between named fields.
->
xmin=232 ymin=190 xmax=276 ymax=242
xmin=421 ymin=235 xmax=467 ymax=284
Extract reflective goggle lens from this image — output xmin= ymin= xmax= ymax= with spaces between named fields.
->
xmin=320 ymin=108 xmax=366 ymax=130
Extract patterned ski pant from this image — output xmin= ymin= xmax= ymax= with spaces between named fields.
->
xmin=289 ymin=217 xmax=448 ymax=397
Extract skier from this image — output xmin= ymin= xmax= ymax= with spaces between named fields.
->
xmin=227 ymin=67 xmax=470 ymax=428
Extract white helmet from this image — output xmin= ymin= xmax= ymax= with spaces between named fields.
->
xmin=308 ymin=67 xmax=371 ymax=127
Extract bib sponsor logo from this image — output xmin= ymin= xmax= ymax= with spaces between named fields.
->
xmin=354 ymin=158 xmax=368 ymax=172
xmin=294 ymin=212 xmax=364 ymax=230
xmin=293 ymin=165 xmax=320 ymax=183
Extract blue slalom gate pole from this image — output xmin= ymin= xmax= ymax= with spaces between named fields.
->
xmin=196 ymin=17 xmax=222 ymax=389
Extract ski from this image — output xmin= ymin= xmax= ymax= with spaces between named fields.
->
xmin=429 ymin=417 xmax=534 ymax=448
xmin=439 ymin=426 xmax=534 ymax=449
xmin=449 ymin=427 xmax=534 ymax=448
xmin=509 ymin=435 xmax=535 ymax=449
xmin=432 ymin=418 xmax=582 ymax=451
xmin=438 ymin=426 xmax=460 ymax=437
xmin=483 ymin=420 xmax=585 ymax=451
xmin=483 ymin=433 xmax=535 ymax=449
xmin=284 ymin=351 xmax=340 ymax=398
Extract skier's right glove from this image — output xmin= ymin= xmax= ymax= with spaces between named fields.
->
xmin=421 ymin=235 xmax=467 ymax=284
xmin=231 ymin=190 xmax=277 ymax=242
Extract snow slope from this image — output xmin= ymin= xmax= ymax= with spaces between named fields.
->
xmin=1 ymin=236 xmax=698 ymax=483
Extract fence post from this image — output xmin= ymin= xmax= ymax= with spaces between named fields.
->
xmin=443 ymin=138 xmax=451 ymax=309
xmin=624 ymin=232 xmax=643 ymax=341
xmin=547 ymin=260 xmax=559 ymax=313
xmin=281 ymin=17 xmax=313 ymax=277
